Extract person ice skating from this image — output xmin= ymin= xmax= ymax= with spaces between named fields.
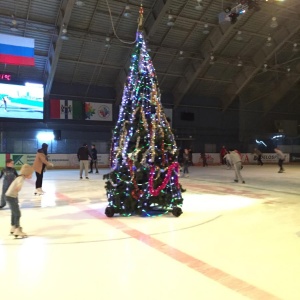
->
xmin=253 ymin=148 xmax=263 ymax=166
xmin=220 ymin=145 xmax=227 ymax=165
xmin=33 ymin=143 xmax=54 ymax=195
xmin=188 ymin=149 xmax=194 ymax=166
xmin=5 ymin=164 xmax=34 ymax=238
xmin=223 ymin=152 xmax=232 ymax=169
xmin=77 ymin=143 xmax=92 ymax=179
xmin=200 ymin=152 xmax=208 ymax=167
xmin=182 ymin=148 xmax=190 ymax=177
xmin=0 ymin=95 xmax=9 ymax=112
xmin=0 ymin=159 xmax=19 ymax=209
xmin=89 ymin=144 xmax=98 ymax=174
xmin=274 ymin=147 xmax=285 ymax=173
xmin=229 ymin=149 xmax=245 ymax=184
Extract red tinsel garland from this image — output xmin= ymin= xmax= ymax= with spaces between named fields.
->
xmin=149 ymin=162 xmax=180 ymax=196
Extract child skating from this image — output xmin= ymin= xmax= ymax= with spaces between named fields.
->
xmin=5 ymin=164 xmax=34 ymax=238
xmin=0 ymin=159 xmax=18 ymax=209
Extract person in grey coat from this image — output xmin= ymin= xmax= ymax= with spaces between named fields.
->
xmin=229 ymin=150 xmax=245 ymax=184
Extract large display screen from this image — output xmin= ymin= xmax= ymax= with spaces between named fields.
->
xmin=0 ymin=82 xmax=44 ymax=120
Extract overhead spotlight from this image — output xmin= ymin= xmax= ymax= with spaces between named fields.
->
xmin=167 ymin=14 xmax=175 ymax=27
xmin=270 ymin=17 xmax=278 ymax=28
xmin=286 ymin=66 xmax=291 ymax=73
xmin=209 ymin=53 xmax=215 ymax=65
xmin=203 ymin=23 xmax=210 ymax=34
xmin=10 ymin=15 xmax=18 ymax=31
xmin=178 ymin=51 xmax=184 ymax=60
xmin=75 ymin=0 xmax=84 ymax=7
xmin=195 ymin=0 xmax=204 ymax=11
xmin=292 ymin=43 xmax=298 ymax=52
xmin=60 ymin=24 xmax=69 ymax=40
xmin=105 ymin=36 xmax=111 ymax=48
xmin=265 ymin=36 xmax=273 ymax=47
xmin=11 ymin=15 xmax=17 ymax=26
xmin=236 ymin=30 xmax=243 ymax=41
xmin=237 ymin=58 xmax=243 ymax=67
xmin=123 ymin=5 xmax=132 ymax=18
xmin=263 ymin=63 xmax=268 ymax=72
xmin=224 ymin=7 xmax=231 ymax=13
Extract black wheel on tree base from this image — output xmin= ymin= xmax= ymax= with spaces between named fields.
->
xmin=172 ymin=207 xmax=182 ymax=217
xmin=105 ymin=206 xmax=115 ymax=217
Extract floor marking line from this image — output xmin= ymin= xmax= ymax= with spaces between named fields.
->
xmin=85 ymin=208 xmax=281 ymax=300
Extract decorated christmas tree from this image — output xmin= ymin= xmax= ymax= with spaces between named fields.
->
xmin=104 ymin=6 xmax=184 ymax=218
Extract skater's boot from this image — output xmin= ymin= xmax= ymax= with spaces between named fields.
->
xmin=10 ymin=225 xmax=16 ymax=235
xmin=34 ymin=188 xmax=44 ymax=195
xmin=14 ymin=227 xmax=27 ymax=238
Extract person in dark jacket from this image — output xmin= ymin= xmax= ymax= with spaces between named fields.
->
xmin=89 ymin=144 xmax=99 ymax=174
xmin=77 ymin=143 xmax=92 ymax=179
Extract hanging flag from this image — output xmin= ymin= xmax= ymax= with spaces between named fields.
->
xmin=0 ymin=34 xmax=35 ymax=66
xmin=85 ymin=102 xmax=112 ymax=121
xmin=50 ymin=99 xmax=83 ymax=119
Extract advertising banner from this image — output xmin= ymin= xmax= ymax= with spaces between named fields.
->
xmin=85 ymin=102 xmax=112 ymax=121
xmin=1 ymin=154 xmax=110 ymax=168
xmin=0 ymin=153 xmax=292 ymax=168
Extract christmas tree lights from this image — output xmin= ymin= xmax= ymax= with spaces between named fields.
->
xmin=104 ymin=6 xmax=184 ymax=218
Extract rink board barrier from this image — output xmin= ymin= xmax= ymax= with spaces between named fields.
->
xmin=0 ymin=153 xmax=293 ymax=169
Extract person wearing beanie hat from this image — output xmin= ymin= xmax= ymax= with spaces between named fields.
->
xmin=5 ymin=164 xmax=34 ymax=238
xmin=33 ymin=143 xmax=54 ymax=195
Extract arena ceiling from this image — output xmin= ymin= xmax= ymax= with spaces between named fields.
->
xmin=1 ymin=0 xmax=300 ymax=115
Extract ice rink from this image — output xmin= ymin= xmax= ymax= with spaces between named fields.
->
xmin=0 ymin=164 xmax=299 ymax=300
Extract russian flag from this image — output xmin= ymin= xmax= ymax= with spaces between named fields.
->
xmin=0 ymin=34 xmax=35 ymax=66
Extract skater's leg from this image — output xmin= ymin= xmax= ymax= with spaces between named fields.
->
xmin=6 ymin=196 xmax=21 ymax=228
xmin=79 ymin=160 xmax=84 ymax=177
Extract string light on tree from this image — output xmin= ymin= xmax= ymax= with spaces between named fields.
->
xmin=104 ymin=5 xmax=184 ymax=218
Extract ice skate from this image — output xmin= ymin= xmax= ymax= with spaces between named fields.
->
xmin=10 ymin=225 xmax=16 ymax=235
xmin=34 ymin=188 xmax=44 ymax=195
xmin=14 ymin=227 xmax=28 ymax=238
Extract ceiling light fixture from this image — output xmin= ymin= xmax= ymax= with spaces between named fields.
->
xmin=167 ymin=14 xmax=175 ymax=27
xmin=270 ymin=16 xmax=278 ymax=28
xmin=195 ymin=0 xmax=204 ymax=11
xmin=265 ymin=36 xmax=273 ymax=47
xmin=236 ymin=30 xmax=243 ymax=41
xmin=123 ymin=5 xmax=132 ymax=18
xmin=292 ymin=43 xmax=298 ymax=52
xmin=209 ymin=52 xmax=215 ymax=65
xmin=60 ymin=24 xmax=69 ymax=40
xmin=178 ymin=51 xmax=184 ymax=60
xmin=263 ymin=63 xmax=268 ymax=72
xmin=203 ymin=23 xmax=210 ymax=34
xmin=105 ymin=36 xmax=111 ymax=48
xmin=10 ymin=14 xmax=18 ymax=31
xmin=237 ymin=58 xmax=243 ymax=67
xmin=75 ymin=0 xmax=84 ymax=7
